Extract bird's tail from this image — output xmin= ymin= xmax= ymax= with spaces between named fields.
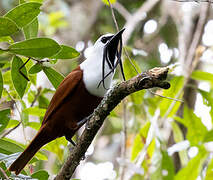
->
xmin=9 ymin=124 xmax=54 ymax=175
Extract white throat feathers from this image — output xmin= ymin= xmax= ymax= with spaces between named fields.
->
xmin=80 ymin=45 xmax=115 ymax=97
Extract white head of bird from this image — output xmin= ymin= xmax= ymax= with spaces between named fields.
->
xmin=80 ymin=28 xmax=125 ymax=97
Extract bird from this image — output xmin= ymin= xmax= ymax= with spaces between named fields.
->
xmin=9 ymin=28 xmax=125 ymax=175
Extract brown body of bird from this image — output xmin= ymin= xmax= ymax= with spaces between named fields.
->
xmin=9 ymin=29 xmax=125 ymax=175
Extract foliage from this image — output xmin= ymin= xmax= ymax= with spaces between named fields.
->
xmin=0 ymin=0 xmax=213 ymax=179
xmin=0 ymin=1 xmax=79 ymax=178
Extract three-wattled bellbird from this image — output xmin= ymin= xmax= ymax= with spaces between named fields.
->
xmin=9 ymin=29 xmax=125 ymax=175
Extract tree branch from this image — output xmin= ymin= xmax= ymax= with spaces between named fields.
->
xmin=54 ymin=66 xmax=170 ymax=180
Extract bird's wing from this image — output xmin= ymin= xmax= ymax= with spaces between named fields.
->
xmin=42 ymin=66 xmax=83 ymax=124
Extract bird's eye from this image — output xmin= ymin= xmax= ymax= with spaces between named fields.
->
xmin=101 ymin=37 xmax=108 ymax=44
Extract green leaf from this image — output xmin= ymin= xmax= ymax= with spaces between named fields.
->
xmin=28 ymin=122 xmax=40 ymax=130
xmin=191 ymin=71 xmax=213 ymax=85
xmin=203 ymin=130 xmax=213 ymax=142
xmin=51 ymin=45 xmax=80 ymax=59
xmin=183 ymin=105 xmax=208 ymax=145
xmin=171 ymin=121 xmax=188 ymax=166
xmin=159 ymin=76 xmax=184 ymax=117
xmin=6 ymin=119 xmax=19 ymax=129
xmin=23 ymin=107 xmax=46 ymax=117
xmin=0 ymin=17 xmax=19 ymax=37
xmin=0 ymin=70 xmax=3 ymax=98
xmin=42 ymin=66 xmax=64 ymax=89
xmin=131 ymin=122 xmax=150 ymax=161
xmin=161 ymin=151 xmax=175 ymax=180
xmin=4 ymin=2 xmax=41 ymax=28
xmin=205 ymin=158 xmax=213 ymax=180
xmin=8 ymin=38 xmax=61 ymax=58
xmin=43 ymin=137 xmax=67 ymax=161
xmin=31 ymin=170 xmax=49 ymax=180
xmin=11 ymin=56 xmax=28 ymax=98
xmin=0 ymin=36 xmax=14 ymax=44
xmin=102 ymin=0 xmax=116 ymax=5
xmin=0 ymin=109 xmax=10 ymax=134
xmin=174 ymin=146 xmax=208 ymax=180
xmin=23 ymin=18 xmax=39 ymax=39
xmin=0 ymin=139 xmax=23 ymax=155
xmin=29 ymin=63 xmax=42 ymax=74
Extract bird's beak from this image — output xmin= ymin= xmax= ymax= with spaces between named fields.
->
xmin=106 ymin=28 xmax=125 ymax=66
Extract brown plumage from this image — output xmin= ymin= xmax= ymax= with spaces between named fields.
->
xmin=9 ymin=29 xmax=125 ymax=175
xmin=9 ymin=66 xmax=102 ymax=175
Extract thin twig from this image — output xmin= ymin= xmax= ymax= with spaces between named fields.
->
xmin=114 ymin=2 xmax=131 ymax=20
xmin=107 ymin=0 xmax=140 ymax=74
xmin=30 ymin=87 xmax=42 ymax=107
xmin=148 ymin=90 xmax=184 ymax=103
xmin=0 ymin=167 xmax=9 ymax=180
xmin=172 ymin=0 xmax=213 ymax=3
xmin=0 ymin=89 xmax=24 ymax=139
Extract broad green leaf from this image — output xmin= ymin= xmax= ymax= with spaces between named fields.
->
xmin=23 ymin=107 xmax=46 ymax=117
xmin=0 ymin=71 xmax=3 ymax=98
xmin=203 ymin=130 xmax=213 ymax=142
xmin=28 ymin=122 xmax=40 ymax=130
xmin=4 ymin=2 xmax=41 ymax=28
xmin=0 ymin=161 xmax=11 ymax=177
xmin=161 ymin=151 xmax=175 ymax=180
xmin=20 ymin=100 xmax=29 ymax=127
xmin=171 ymin=121 xmax=188 ymax=166
xmin=205 ymin=158 xmax=213 ymax=180
xmin=11 ymin=56 xmax=28 ymax=98
xmin=31 ymin=170 xmax=49 ymax=180
xmin=6 ymin=120 xmax=19 ymax=129
xmin=0 ymin=36 xmax=14 ymax=44
xmin=131 ymin=122 xmax=150 ymax=161
xmin=8 ymin=38 xmax=61 ymax=58
xmin=174 ymin=146 xmax=208 ymax=180
xmin=51 ymin=45 xmax=80 ymax=59
xmin=183 ymin=106 xmax=208 ymax=145
xmin=38 ymin=95 xmax=49 ymax=109
xmin=29 ymin=63 xmax=42 ymax=74
xmin=197 ymin=89 xmax=213 ymax=122
xmin=0 ymin=109 xmax=10 ymax=134
xmin=159 ymin=76 xmax=184 ymax=117
xmin=43 ymin=137 xmax=67 ymax=161
xmin=0 ymin=17 xmax=19 ymax=37
xmin=0 ymin=139 xmax=23 ymax=155
xmin=191 ymin=70 xmax=213 ymax=85
xmin=23 ymin=18 xmax=39 ymax=39
xmin=42 ymin=66 xmax=64 ymax=89
xmin=1 ymin=138 xmax=47 ymax=161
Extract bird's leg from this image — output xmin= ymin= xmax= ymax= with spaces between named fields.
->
xmin=19 ymin=57 xmax=31 ymax=81
xmin=65 ymin=135 xmax=76 ymax=146
xmin=77 ymin=114 xmax=93 ymax=129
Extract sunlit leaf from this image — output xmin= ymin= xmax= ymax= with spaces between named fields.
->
xmin=8 ymin=38 xmax=61 ymax=58
xmin=29 ymin=63 xmax=42 ymax=74
xmin=191 ymin=70 xmax=213 ymax=85
xmin=205 ymin=158 xmax=213 ymax=180
xmin=0 ymin=109 xmax=10 ymax=134
xmin=42 ymin=66 xmax=64 ymax=89
xmin=4 ymin=2 xmax=41 ymax=28
xmin=51 ymin=45 xmax=80 ymax=59
xmin=203 ymin=130 xmax=213 ymax=142
xmin=31 ymin=170 xmax=49 ymax=180
xmin=131 ymin=122 xmax=150 ymax=161
xmin=0 ymin=17 xmax=19 ymax=37
xmin=11 ymin=56 xmax=28 ymax=98
xmin=0 ymin=70 xmax=3 ymax=98
xmin=174 ymin=146 xmax=208 ymax=180
xmin=23 ymin=18 xmax=39 ymax=39
xmin=159 ymin=76 xmax=184 ymax=117
xmin=23 ymin=107 xmax=46 ymax=117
